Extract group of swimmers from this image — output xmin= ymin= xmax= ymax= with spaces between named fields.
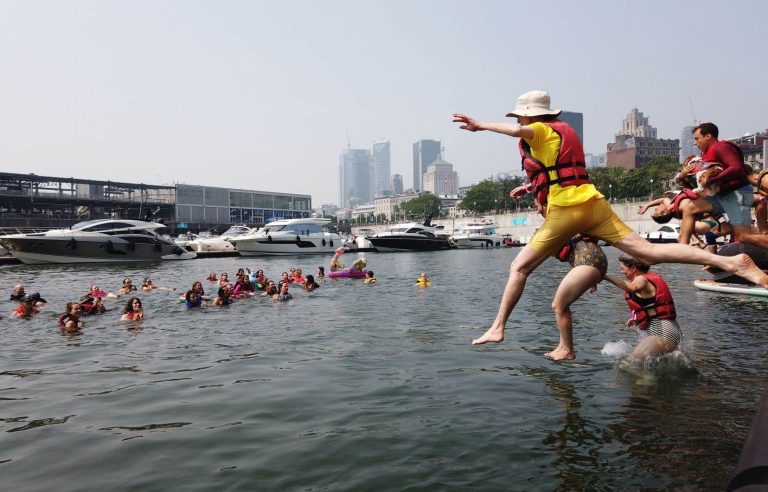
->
xmin=8 ymin=263 xmax=395 ymax=332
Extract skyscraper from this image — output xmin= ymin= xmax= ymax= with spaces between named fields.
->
xmin=412 ymin=139 xmax=441 ymax=192
xmin=338 ymin=148 xmax=372 ymax=207
xmin=391 ymin=174 xmax=403 ymax=194
xmin=559 ymin=111 xmax=584 ymax=144
xmin=422 ymin=158 xmax=458 ymax=195
xmin=372 ymin=139 xmax=391 ymax=198
xmin=680 ymin=125 xmax=696 ymax=162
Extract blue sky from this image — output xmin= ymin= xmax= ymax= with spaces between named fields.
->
xmin=1 ymin=0 xmax=766 ymax=206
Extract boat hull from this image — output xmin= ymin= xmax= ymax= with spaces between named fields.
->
xmin=0 ymin=236 xmax=195 ymax=264
xmin=232 ymin=235 xmax=343 ymax=256
xmin=369 ymin=237 xmax=453 ymax=252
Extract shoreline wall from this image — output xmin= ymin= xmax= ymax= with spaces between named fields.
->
xmin=353 ymin=199 xmax=662 ymax=241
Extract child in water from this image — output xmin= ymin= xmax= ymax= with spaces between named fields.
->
xmin=363 ymin=271 xmax=376 ymax=284
xmin=416 ymin=272 xmax=431 ymax=287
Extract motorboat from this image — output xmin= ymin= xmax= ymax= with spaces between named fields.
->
xmin=185 ymin=225 xmax=254 ymax=252
xmin=450 ymin=221 xmax=503 ymax=249
xmin=643 ymin=225 xmax=681 ymax=244
xmin=345 ymin=228 xmax=377 ymax=252
xmin=0 ymin=219 xmax=196 ymax=264
xmin=368 ymin=217 xmax=453 ymax=252
xmin=173 ymin=232 xmax=199 ymax=249
xmin=229 ymin=218 xmax=344 ymax=256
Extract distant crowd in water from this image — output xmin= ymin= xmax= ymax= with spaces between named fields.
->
xmin=7 ymin=264 xmax=391 ymax=333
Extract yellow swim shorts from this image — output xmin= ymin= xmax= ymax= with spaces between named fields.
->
xmin=528 ymin=197 xmax=634 ymax=257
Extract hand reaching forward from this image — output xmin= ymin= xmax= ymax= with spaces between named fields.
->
xmin=452 ymin=113 xmax=481 ymax=132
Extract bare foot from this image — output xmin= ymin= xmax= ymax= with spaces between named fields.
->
xmin=732 ymin=254 xmax=768 ymax=288
xmin=472 ymin=326 xmax=504 ymax=345
xmin=544 ymin=347 xmax=576 ymax=361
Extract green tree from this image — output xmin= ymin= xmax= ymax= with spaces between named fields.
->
xmin=401 ymin=193 xmax=441 ymax=218
xmin=458 ymin=180 xmax=499 ymax=213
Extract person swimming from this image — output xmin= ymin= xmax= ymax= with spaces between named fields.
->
xmin=9 ymin=284 xmax=25 ymax=301
xmin=363 ymin=271 xmax=377 ymax=284
xmin=303 ymin=274 xmax=320 ymax=291
xmin=59 ymin=302 xmax=84 ymax=332
xmin=273 ymin=282 xmax=292 ymax=302
xmin=206 ymin=272 xmax=217 ymax=282
xmin=416 ymin=272 xmax=431 ymax=287
xmin=121 ymin=297 xmax=145 ymax=321
xmin=185 ymin=290 xmax=204 ymax=308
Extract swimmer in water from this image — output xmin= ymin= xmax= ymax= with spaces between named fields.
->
xmin=262 ymin=280 xmax=278 ymax=297
xmin=206 ymin=272 xmax=218 ymax=282
xmin=416 ymin=272 xmax=431 ymax=287
xmin=214 ymin=285 xmax=233 ymax=306
xmin=303 ymin=274 xmax=320 ymax=291
xmin=316 ymin=266 xmax=325 ymax=279
xmin=273 ymin=282 xmax=293 ymax=302
xmin=59 ymin=302 xmax=84 ymax=332
xmin=142 ymin=277 xmax=176 ymax=291
xmin=121 ymin=297 xmax=145 ymax=321
xmin=185 ymin=290 xmax=205 ymax=308
xmin=9 ymin=284 xmax=25 ymax=301
xmin=604 ymin=256 xmax=682 ymax=365
xmin=363 ymin=271 xmax=376 ymax=284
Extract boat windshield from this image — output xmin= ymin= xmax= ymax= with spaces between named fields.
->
xmin=273 ymin=223 xmax=326 ymax=234
xmin=221 ymin=226 xmax=250 ymax=236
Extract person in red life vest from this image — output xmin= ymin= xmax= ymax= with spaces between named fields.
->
xmin=677 ymin=123 xmax=768 ymax=250
xmin=13 ymin=293 xmax=45 ymax=319
xmin=453 ymin=91 xmax=768 ymax=347
xmin=59 ymin=302 xmax=84 ymax=332
xmin=604 ymin=257 xmax=682 ymax=364
xmin=120 ymin=297 xmax=144 ymax=321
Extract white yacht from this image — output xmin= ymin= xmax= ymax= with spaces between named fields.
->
xmin=0 ymin=219 xmax=196 ymax=264
xmin=185 ymin=225 xmax=254 ymax=252
xmin=450 ymin=221 xmax=503 ymax=249
xmin=368 ymin=217 xmax=453 ymax=252
xmin=230 ymin=218 xmax=344 ymax=256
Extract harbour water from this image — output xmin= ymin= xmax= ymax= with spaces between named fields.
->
xmin=2 ymin=248 xmax=767 ymax=491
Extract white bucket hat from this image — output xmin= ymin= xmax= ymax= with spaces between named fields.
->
xmin=505 ymin=90 xmax=561 ymax=118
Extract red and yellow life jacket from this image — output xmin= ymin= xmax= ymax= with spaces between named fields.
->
xmin=519 ymin=120 xmax=589 ymax=207
xmin=624 ymin=271 xmax=676 ymax=330
xmin=671 ymin=189 xmax=700 ymax=219
xmin=701 ymin=140 xmax=748 ymax=194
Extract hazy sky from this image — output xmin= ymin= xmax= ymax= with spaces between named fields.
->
xmin=1 ymin=1 xmax=766 ymax=206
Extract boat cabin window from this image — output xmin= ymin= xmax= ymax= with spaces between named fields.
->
xmin=417 ymin=231 xmax=437 ymax=238
xmin=405 ymin=227 xmax=424 ymax=233
xmin=275 ymin=223 xmax=325 ymax=234
xmin=81 ymin=222 xmax=135 ymax=232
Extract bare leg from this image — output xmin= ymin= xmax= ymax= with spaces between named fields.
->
xmin=755 ymin=198 xmax=768 ymax=233
xmin=628 ymin=336 xmax=677 ymax=364
xmin=546 ymin=265 xmax=603 ymax=360
xmin=472 ymin=245 xmax=548 ymax=345
xmin=615 ymin=233 xmax=768 ymax=288
xmin=678 ymin=198 xmax=714 ymax=244
xmin=733 ymin=224 xmax=768 ymax=250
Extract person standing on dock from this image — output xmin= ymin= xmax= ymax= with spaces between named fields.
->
xmin=453 ymin=90 xmax=768 ymax=347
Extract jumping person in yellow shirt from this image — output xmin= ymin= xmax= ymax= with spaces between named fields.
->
xmin=453 ymin=90 xmax=768 ymax=349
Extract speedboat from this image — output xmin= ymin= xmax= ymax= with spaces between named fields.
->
xmin=185 ymin=225 xmax=254 ymax=252
xmin=450 ymin=221 xmax=503 ymax=249
xmin=643 ymin=225 xmax=681 ymax=243
xmin=368 ymin=217 xmax=453 ymax=252
xmin=173 ymin=232 xmax=199 ymax=248
xmin=230 ymin=218 xmax=344 ymax=256
xmin=0 ymin=219 xmax=196 ymax=264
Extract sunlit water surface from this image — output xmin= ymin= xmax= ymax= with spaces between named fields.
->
xmin=2 ymin=249 xmax=767 ymax=491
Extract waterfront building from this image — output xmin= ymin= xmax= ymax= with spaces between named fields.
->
xmin=412 ymin=139 xmax=441 ymax=192
xmin=174 ymin=184 xmax=311 ymax=227
xmin=339 ymin=148 xmax=372 ymax=207
xmin=729 ymin=129 xmax=768 ymax=170
xmin=422 ymin=158 xmax=459 ymax=195
xmin=585 ymin=153 xmax=607 ymax=167
xmin=607 ymin=109 xmax=679 ymax=168
xmin=372 ymin=139 xmax=391 ymax=198
xmin=680 ymin=125 xmax=697 ymax=162
xmin=0 ymin=171 xmax=310 ymax=231
xmin=391 ymin=174 xmax=404 ymax=195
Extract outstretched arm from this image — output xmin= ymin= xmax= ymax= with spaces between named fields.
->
xmin=638 ymin=197 xmax=666 ymax=215
xmin=604 ymin=274 xmax=648 ymax=294
xmin=452 ymin=114 xmax=535 ymax=140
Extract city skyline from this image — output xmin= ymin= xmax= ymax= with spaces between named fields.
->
xmin=1 ymin=1 xmax=766 ymax=206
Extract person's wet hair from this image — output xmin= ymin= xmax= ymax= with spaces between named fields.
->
xmin=619 ymin=256 xmax=651 ymax=273
xmin=652 ymin=212 xmax=673 ymax=224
